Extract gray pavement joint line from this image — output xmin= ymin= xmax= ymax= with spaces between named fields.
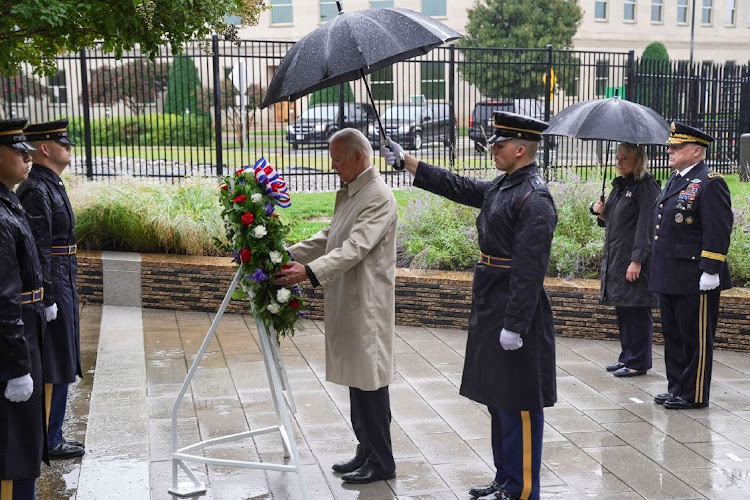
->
xmin=76 ymin=305 xmax=150 ymax=499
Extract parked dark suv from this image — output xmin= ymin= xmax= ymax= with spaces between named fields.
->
xmin=287 ymin=103 xmax=376 ymax=149
xmin=369 ymin=102 xmax=455 ymax=150
xmin=468 ymin=99 xmax=547 ymax=153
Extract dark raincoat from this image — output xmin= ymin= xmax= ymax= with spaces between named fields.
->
xmin=17 ymin=165 xmax=82 ymax=383
xmin=598 ymin=172 xmax=660 ymax=307
xmin=414 ymin=162 xmax=557 ymax=411
xmin=0 ymin=183 xmax=47 ymax=480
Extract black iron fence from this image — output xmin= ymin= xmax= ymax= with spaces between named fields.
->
xmin=3 ymin=38 xmax=748 ymax=188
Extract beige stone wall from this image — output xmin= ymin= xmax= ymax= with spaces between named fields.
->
xmin=75 ymin=251 xmax=750 ymax=351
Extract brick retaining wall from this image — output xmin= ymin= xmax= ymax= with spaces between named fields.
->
xmin=76 ymin=251 xmax=750 ymax=351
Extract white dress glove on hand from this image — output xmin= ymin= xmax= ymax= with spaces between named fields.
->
xmin=380 ymin=138 xmax=404 ymax=169
xmin=45 ymin=303 xmax=58 ymax=322
xmin=5 ymin=373 xmax=33 ymax=403
xmin=699 ymin=272 xmax=720 ymax=291
xmin=499 ymin=328 xmax=523 ymax=351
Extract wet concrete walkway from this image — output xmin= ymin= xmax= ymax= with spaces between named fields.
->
xmin=39 ymin=304 xmax=750 ymax=499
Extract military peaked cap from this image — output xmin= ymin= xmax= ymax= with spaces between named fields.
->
xmin=0 ymin=117 xmax=35 ymax=151
xmin=487 ymin=111 xmax=548 ymax=143
xmin=24 ymin=118 xmax=75 ymax=145
xmin=666 ymin=121 xmax=713 ymax=147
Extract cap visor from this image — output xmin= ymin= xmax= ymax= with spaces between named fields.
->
xmin=11 ymin=142 xmax=36 ymax=151
xmin=487 ymin=133 xmax=511 ymax=144
xmin=59 ymin=138 xmax=75 ymax=146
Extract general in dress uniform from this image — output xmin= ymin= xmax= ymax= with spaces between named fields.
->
xmin=17 ymin=119 xmax=84 ymax=459
xmin=381 ymin=112 xmax=557 ymax=500
xmin=0 ymin=118 xmax=48 ymax=500
xmin=649 ymin=122 xmax=733 ymax=410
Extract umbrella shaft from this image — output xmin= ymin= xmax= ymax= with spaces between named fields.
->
xmin=360 ymin=69 xmax=386 ymax=141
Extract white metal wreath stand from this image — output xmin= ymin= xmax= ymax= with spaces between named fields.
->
xmin=169 ymin=270 xmax=310 ymax=498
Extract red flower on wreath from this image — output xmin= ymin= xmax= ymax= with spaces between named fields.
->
xmin=220 ymin=184 xmax=228 ymax=191
xmin=290 ymin=298 xmax=301 ymax=309
xmin=241 ymin=212 xmax=254 ymax=225
xmin=239 ymin=248 xmax=252 ymax=262
xmin=235 ymin=169 xmax=245 ymax=176
xmin=233 ymin=194 xmax=247 ymax=204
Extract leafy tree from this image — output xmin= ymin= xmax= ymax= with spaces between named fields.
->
xmin=164 ymin=56 xmax=203 ymax=115
xmin=308 ymin=84 xmax=355 ymax=107
xmin=1 ymin=0 xmax=267 ymax=76
xmin=637 ymin=42 xmax=673 ymax=114
xmin=87 ymin=61 xmax=170 ymax=115
xmin=458 ymin=0 xmax=582 ymax=99
xmin=0 ymin=74 xmax=50 ymax=118
xmin=642 ymin=42 xmax=670 ymax=62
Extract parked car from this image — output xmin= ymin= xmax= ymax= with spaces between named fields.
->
xmin=468 ymin=99 xmax=549 ymax=153
xmin=369 ymin=102 xmax=455 ymax=150
xmin=287 ymin=102 xmax=376 ymax=149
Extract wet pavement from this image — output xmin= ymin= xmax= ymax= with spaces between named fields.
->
xmin=38 ymin=304 xmax=750 ymax=499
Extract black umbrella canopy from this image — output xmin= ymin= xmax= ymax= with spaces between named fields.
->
xmin=260 ymin=7 xmax=463 ymax=108
xmin=543 ymin=96 xmax=670 ymax=145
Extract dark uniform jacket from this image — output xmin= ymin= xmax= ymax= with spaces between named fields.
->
xmin=649 ymin=162 xmax=733 ymax=295
xmin=414 ymin=162 xmax=557 ymax=411
xmin=599 ymin=172 xmax=660 ymax=307
xmin=17 ymin=165 xmax=82 ymax=383
xmin=0 ymin=183 xmax=47 ymax=480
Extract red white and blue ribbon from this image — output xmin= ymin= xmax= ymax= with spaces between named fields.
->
xmin=238 ymin=157 xmax=291 ymax=208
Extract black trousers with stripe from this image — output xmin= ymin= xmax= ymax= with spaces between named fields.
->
xmin=489 ymin=406 xmax=544 ymax=500
xmin=659 ymin=291 xmax=720 ymax=404
xmin=0 ymin=479 xmax=35 ymax=500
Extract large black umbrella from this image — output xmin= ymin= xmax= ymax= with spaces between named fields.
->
xmin=260 ymin=2 xmax=462 ymax=141
xmin=543 ymin=96 xmax=670 ymax=198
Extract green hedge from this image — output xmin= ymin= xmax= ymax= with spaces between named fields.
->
xmin=68 ymin=113 xmax=213 ymax=147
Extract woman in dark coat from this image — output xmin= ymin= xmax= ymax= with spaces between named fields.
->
xmin=592 ymin=143 xmax=660 ymax=377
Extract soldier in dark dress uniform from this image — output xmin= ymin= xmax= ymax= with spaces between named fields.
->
xmin=382 ymin=112 xmax=557 ymax=500
xmin=0 ymin=118 xmax=48 ymax=500
xmin=649 ymin=122 xmax=733 ymax=410
xmin=17 ymin=119 xmax=84 ymax=459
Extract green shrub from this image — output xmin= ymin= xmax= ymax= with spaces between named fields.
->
xmin=81 ymin=113 xmax=213 ymax=147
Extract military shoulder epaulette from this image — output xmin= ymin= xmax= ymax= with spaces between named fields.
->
xmin=707 ymin=172 xmax=723 ymax=179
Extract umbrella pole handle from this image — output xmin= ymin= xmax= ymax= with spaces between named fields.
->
xmin=361 ymin=70 xmax=404 ymax=171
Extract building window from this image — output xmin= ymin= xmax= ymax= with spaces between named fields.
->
xmin=422 ymin=0 xmax=446 ymax=17
xmin=47 ymin=70 xmax=67 ymax=105
xmin=371 ymin=66 xmax=393 ymax=101
xmin=651 ymin=0 xmax=663 ymax=22
xmin=595 ymin=60 xmax=609 ymax=97
xmin=594 ymin=1 xmax=608 ymax=20
xmin=420 ymin=62 xmax=445 ymax=100
xmin=371 ymin=0 xmax=394 ymax=7
xmin=702 ymin=0 xmax=713 ymax=24
xmin=320 ymin=0 xmax=339 ymax=22
xmin=677 ymin=0 xmax=689 ymax=23
xmin=724 ymin=0 xmax=736 ymax=25
xmin=270 ymin=0 xmax=293 ymax=24
xmin=624 ymin=0 xmax=636 ymax=21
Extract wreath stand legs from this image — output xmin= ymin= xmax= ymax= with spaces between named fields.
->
xmin=168 ymin=269 xmax=309 ymax=498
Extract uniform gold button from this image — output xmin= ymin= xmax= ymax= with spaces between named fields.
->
xmin=658 ymin=214 xmax=662 ymax=219
xmin=692 ymin=257 xmax=696 ymax=260
xmin=659 ymin=204 xmax=664 ymax=208
xmin=654 ymin=235 xmax=659 ymax=240
xmin=656 ymin=225 xmax=660 ymax=229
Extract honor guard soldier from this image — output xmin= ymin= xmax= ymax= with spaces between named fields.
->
xmin=650 ymin=122 xmax=733 ymax=410
xmin=381 ymin=112 xmax=557 ymax=500
xmin=16 ymin=119 xmax=84 ymax=459
xmin=0 ymin=118 xmax=48 ymax=500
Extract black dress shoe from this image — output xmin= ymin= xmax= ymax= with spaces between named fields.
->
xmin=605 ymin=362 xmax=625 ymax=372
xmin=469 ymin=480 xmax=500 ymax=497
xmin=63 ymin=437 xmax=85 ymax=449
xmin=332 ymin=453 xmax=367 ymax=473
xmin=49 ymin=442 xmax=85 ymax=459
xmin=663 ymin=396 xmax=709 ymax=410
xmin=613 ymin=367 xmax=647 ymax=377
xmin=340 ymin=459 xmax=395 ymax=484
xmin=485 ymin=487 xmax=520 ymax=500
xmin=653 ymin=393 xmax=674 ymax=405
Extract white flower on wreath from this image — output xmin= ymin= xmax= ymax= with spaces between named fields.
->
xmin=269 ymin=250 xmax=283 ymax=264
xmin=276 ymin=288 xmax=291 ymax=304
xmin=266 ymin=301 xmax=280 ymax=314
xmin=251 ymin=193 xmax=263 ymax=203
xmin=253 ymin=225 xmax=267 ymax=238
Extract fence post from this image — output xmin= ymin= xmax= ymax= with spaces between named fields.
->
xmin=626 ymin=50 xmax=636 ymax=101
xmin=79 ymin=48 xmax=94 ymax=180
xmin=212 ymin=35 xmax=224 ymax=177
xmin=448 ymin=44 xmax=456 ymax=168
xmin=543 ymin=44 xmax=552 ymax=171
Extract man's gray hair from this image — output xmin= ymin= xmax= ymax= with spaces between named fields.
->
xmin=329 ymin=128 xmax=373 ymax=161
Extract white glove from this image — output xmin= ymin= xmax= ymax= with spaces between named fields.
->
xmin=5 ymin=373 xmax=33 ymax=403
xmin=380 ymin=138 xmax=404 ymax=169
xmin=699 ymin=272 xmax=720 ymax=291
xmin=45 ymin=303 xmax=58 ymax=322
xmin=499 ymin=328 xmax=523 ymax=351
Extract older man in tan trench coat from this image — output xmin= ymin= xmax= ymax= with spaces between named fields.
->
xmin=276 ymin=128 xmax=397 ymax=485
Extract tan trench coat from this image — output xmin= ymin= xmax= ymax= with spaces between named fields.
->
xmin=289 ymin=166 xmax=397 ymax=391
